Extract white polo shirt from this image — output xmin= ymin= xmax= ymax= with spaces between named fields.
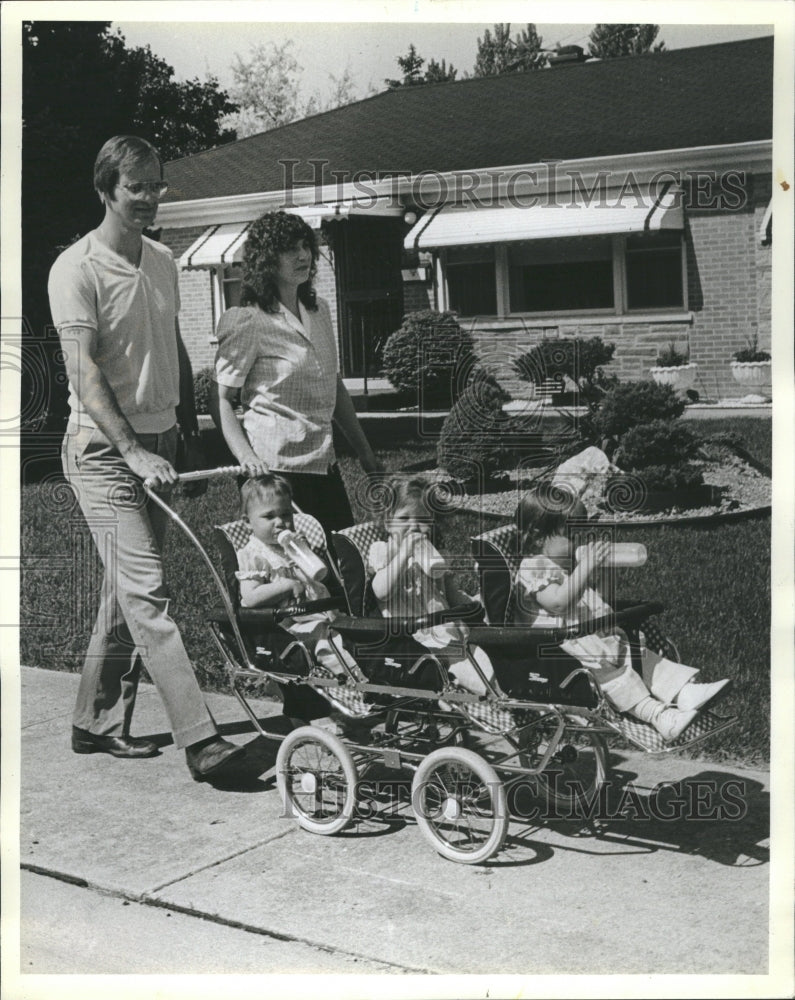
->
xmin=213 ymin=299 xmax=339 ymax=475
xmin=48 ymin=232 xmax=180 ymax=434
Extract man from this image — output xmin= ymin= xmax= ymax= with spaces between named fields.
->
xmin=48 ymin=135 xmax=244 ymax=782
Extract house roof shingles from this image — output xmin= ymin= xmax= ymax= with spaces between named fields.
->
xmin=163 ymin=36 xmax=773 ymax=203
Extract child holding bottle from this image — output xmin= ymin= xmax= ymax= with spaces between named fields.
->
xmin=367 ymin=476 xmax=495 ymax=696
xmin=236 ymin=474 xmax=359 ymax=680
xmin=512 ymin=488 xmax=731 ymax=740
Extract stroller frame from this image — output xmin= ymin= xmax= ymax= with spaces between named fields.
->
xmin=144 ymin=467 xmax=736 ymax=865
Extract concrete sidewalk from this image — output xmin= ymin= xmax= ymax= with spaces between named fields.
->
xmin=17 ymin=665 xmax=773 ymax=979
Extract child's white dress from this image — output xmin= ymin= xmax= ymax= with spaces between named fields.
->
xmin=514 ymin=554 xmax=698 ymax=711
xmin=236 ymin=535 xmax=354 ymax=675
xmin=366 ymin=539 xmax=494 ymax=695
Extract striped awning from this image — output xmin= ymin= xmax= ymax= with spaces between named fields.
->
xmin=404 ymin=185 xmax=684 ymax=250
xmin=180 ymin=201 xmax=404 ymax=269
xmin=179 ymin=223 xmax=249 ymax=269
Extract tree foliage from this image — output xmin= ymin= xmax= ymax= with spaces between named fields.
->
xmin=473 ymin=24 xmax=547 ymax=76
xmin=223 ymin=42 xmax=364 ymax=136
xmin=385 ymin=45 xmax=458 ymax=89
xmin=221 ymin=41 xmax=304 ymax=136
xmin=22 ymin=21 xmax=236 ymax=432
xmin=587 ymin=24 xmax=665 ymax=59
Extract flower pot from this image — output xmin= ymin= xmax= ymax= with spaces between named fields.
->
xmin=649 ymin=363 xmax=698 ymax=393
xmin=730 ymin=360 xmax=771 ymax=388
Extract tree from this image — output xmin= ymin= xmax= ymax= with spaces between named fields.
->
xmin=385 ymin=45 xmax=457 ymax=89
xmin=220 ymin=40 xmax=304 ymax=136
xmin=224 ymin=44 xmax=365 ymax=136
xmin=21 ymin=22 xmax=236 ymax=441
xmin=587 ymin=24 xmax=665 ymax=59
xmin=304 ymin=67 xmax=361 ymax=118
xmin=473 ymin=23 xmax=547 ymax=76
xmin=424 ymin=58 xmax=458 ymax=84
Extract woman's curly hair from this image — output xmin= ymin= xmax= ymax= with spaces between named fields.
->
xmin=240 ymin=211 xmax=319 ymax=313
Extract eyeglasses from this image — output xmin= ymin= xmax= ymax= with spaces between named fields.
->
xmin=118 ymin=181 xmax=169 ymax=197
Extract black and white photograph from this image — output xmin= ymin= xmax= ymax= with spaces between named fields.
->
xmin=2 ymin=1 xmax=793 ymax=997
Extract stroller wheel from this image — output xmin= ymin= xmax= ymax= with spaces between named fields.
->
xmin=277 ymin=726 xmax=358 ymax=836
xmin=530 ymin=716 xmax=609 ymax=818
xmin=411 ymin=747 xmax=508 ymax=864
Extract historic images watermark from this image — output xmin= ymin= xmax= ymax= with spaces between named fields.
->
xmin=280 ymin=775 xmax=750 ymax=824
xmin=280 ymin=159 xmax=749 ymax=212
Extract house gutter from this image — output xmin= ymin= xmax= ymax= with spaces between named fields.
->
xmin=158 ymin=140 xmax=772 ymax=228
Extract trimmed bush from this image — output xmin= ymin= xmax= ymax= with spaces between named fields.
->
xmin=615 ymin=419 xmax=702 ymax=470
xmin=193 ymin=366 xmax=215 ymax=415
xmin=381 ymin=310 xmax=478 ymax=407
xmin=590 ymin=380 xmax=686 ymax=441
xmin=513 ymin=337 xmax=616 ymax=391
xmin=610 ymin=463 xmax=704 ymax=493
xmin=437 ymin=373 xmax=513 ymax=481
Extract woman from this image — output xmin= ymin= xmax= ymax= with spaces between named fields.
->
xmin=211 ymin=210 xmax=382 ymax=530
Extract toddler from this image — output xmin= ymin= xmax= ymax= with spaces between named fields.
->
xmin=367 ymin=476 xmax=495 ymax=696
xmin=512 ymin=488 xmax=731 ymax=741
xmin=236 ymin=474 xmax=356 ymax=678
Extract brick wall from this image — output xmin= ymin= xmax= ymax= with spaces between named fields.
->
xmin=686 ymin=173 xmax=767 ymax=399
xmin=403 ymin=279 xmax=435 ymax=315
xmin=160 ymin=225 xmax=216 ymax=373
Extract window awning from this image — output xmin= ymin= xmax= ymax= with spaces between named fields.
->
xmin=758 ymin=197 xmax=772 ymax=244
xmin=180 ymin=201 xmax=404 ymax=269
xmin=179 ymin=223 xmax=250 ymax=269
xmin=404 ymin=186 xmax=684 ymax=250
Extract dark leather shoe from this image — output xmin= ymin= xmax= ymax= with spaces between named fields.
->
xmin=72 ymin=726 xmax=159 ymax=758
xmin=185 ymin=737 xmax=246 ymax=782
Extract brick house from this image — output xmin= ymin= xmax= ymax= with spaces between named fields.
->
xmin=157 ymin=36 xmax=773 ymax=401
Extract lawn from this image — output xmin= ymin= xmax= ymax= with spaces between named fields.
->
xmin=20 ymin=418 xmax=771 ymax=764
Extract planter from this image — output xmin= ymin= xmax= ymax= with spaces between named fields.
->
xmin=730 ymin=360 xmax=771 ymax=390
xmin=649 ymin=363 xmax=698 ymax=393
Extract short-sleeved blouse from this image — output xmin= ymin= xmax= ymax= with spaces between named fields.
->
xmin=514 ymin=555 xmax=611 ymax=628
xmin=214 ymin=298 xmax=339 ymax=474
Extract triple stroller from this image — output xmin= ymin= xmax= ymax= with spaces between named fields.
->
xmin=145 ymin=467 xmax=736 ymax=865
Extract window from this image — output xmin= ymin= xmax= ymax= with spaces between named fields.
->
xmin=211 ymin=265 xmax=243 ymax=332
xmin=508 ymin=237 xmax=614 ymax=313
xmin=441 ymin=232 xmax=686 ymax=317
xmin=445 ymin=247 xmax=496 ymax=315
xmin=221 ymin=264 xmax=243 ymax=309
xmin=625 ymin=232 xmax=684 ymax=310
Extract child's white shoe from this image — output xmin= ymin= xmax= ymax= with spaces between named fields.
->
xmin=630 ymin=696 xmax=698 ymax=741
xmin=676 ymin=678 xmax=732 ymax=712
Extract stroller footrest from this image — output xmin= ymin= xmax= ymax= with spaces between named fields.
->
xmin=600 ymin=706 xmax=738 ymax=753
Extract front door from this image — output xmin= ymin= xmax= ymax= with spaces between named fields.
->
xmin=332 ymin=217 xmax=404 ymax=378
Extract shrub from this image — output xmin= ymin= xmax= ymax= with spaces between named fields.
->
xmin=381 ymin=310 xmax=478 ymax=407
xmin=732 ymin=332 xmax=771 ymax=363
xmin=437 ymin=373 xmax=513 ymax=481
xmin=615 ymin=419 xmax=702 ymax=470
xmin=192 ymin=366 xmax=215 ymax=415
xmin=590 ymin=380 xmax=685 ymax=441
xmin=654 ymin=341 xmax=689 ymax=367
xmin=610 ymin=463 xmax=704 ymax=493
xmin=513 ymin=336 xmax=616 ymax=392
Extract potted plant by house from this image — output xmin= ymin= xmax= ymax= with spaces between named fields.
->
xmin=649 ymin=342 xmax=698 ymax=394
xmin=730 ymin=334 xmax=771 ymax=398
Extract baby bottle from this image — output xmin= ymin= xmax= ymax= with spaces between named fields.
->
xmin=576 ymin=542 xmax=647 ymax=567
xmin=411 ymin=535 xmax=447 ymax=578
xmin=277 ymin=529 xmax=328 ymax=582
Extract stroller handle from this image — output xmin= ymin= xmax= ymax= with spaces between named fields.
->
xmin=144 ymin=464 xmax=246 ymax=490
